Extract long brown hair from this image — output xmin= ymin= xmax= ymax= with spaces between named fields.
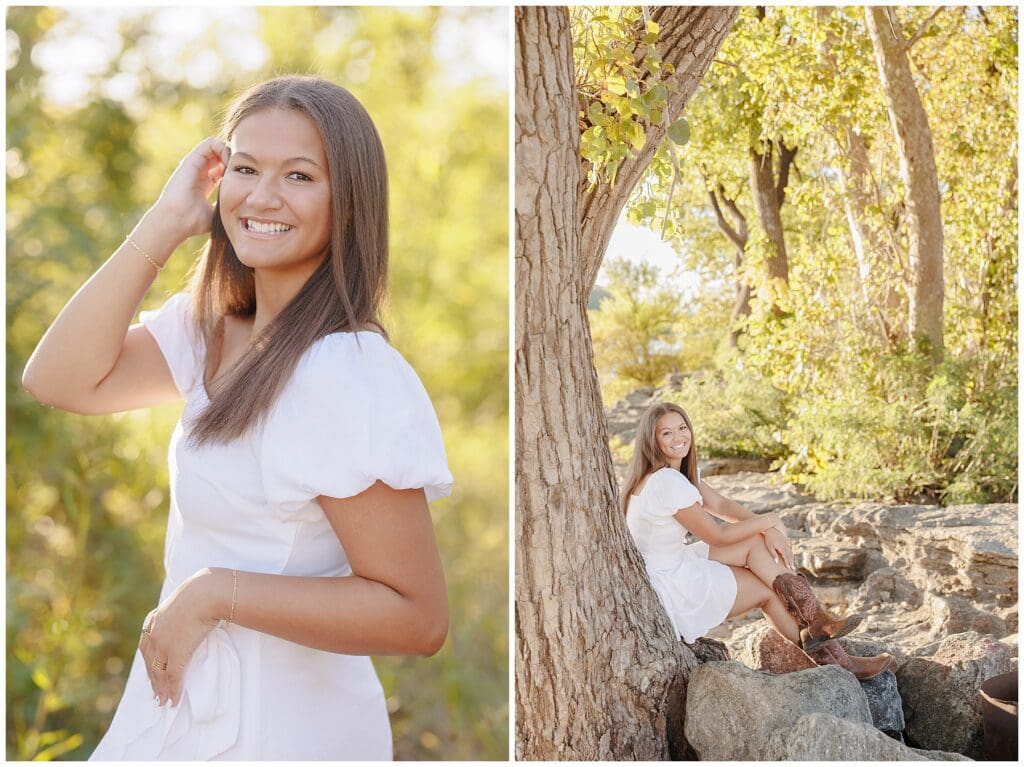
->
xmin=621 ymin=402 xmax=699 ymax=514
xmin=185 ymin=75 xmax=389 ymax=447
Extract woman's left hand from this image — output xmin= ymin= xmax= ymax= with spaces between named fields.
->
xmin=763 ymin=525 xmax=794 ymax=570
xmin=137 ymin=569 xmax=224 ymax=708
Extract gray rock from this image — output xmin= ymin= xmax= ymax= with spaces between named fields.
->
xmin=686 ymin=636 xmax=730 ymax=663
xmin=683 ymin=661 xmax=871 ymax=760
xmin=859 ymin=669 xmax=905 ymax=734
xmin=762 ymin=713 xmax=972 ymax=761
xmin=898 ymin=631 xmax=1016 ymax=758
xmin=699 ymin=472 xmax=813 ymax=513
xmin=796 ymin=540 xmax=871 ymax=581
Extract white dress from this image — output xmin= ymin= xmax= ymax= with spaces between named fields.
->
xmin=90 ymin=292 xmax=453 ymax=761
xmin=626 ymin=467 xmax=736 ymax=643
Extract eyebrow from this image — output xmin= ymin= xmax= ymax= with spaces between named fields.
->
xmin=231 ymin=151 xmax=321 ymax=168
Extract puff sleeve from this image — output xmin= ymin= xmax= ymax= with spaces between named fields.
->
xmin=259 ymin=333 xmax=454 ymax=516
xmin=138 ymin=292 xmax=204 ymax=397
xmin=651 ymin=468 xmax=703 ymax=517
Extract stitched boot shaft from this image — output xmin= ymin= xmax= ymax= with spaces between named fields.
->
xmin=803 ymin=639 xmax=894 ymax=680
xmin=771 ymin=572 xmax=864 ymax=651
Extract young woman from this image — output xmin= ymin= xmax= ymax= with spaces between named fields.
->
xmin=622 ymin=402 xmax=893 ymax=679
xmin=22 ymin=76 xmax=452 ymax=760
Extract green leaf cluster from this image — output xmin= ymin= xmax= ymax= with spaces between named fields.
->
xmin=573 ymin=8 xmax=682 ymax=187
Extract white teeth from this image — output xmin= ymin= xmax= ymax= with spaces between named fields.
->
xmin=245 ymin=219 xmax=292 ymax=234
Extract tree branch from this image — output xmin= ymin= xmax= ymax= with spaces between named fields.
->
xmin=707 ymin=184 xmax=746 ymax=251
xmin=905 ymin=6 xmax=944 ymax=51
xmin=775 ymin=140 xmax=798 ymax=207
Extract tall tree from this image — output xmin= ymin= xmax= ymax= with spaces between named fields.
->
xmin=515 ymin=6 xmax=736 ymax=759
xmin=865 ymin=6 xmax=945 ymax=362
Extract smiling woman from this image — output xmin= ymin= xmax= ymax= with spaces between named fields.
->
xmin=21 ymin=75 xmax=452 ymax=760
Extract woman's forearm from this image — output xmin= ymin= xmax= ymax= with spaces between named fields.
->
xmin=21 ymin=209 xmax=183 ymax=403
xmin=716 ymin=496 xmax=756 ymax=523
xmin=200 ymin=567 xmax=448 ymax=657
xmin=716 ymin=512 xmax=778 ymax=545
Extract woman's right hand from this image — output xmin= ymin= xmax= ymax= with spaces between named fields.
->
xmin=151 ymin=137 xmax=230 ymax=243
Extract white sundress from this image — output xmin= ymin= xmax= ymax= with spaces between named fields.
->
xmin=626 ymin=467 xmax=736 ymax=643
xmin=90 ymin=292 xmax=453 ymax=761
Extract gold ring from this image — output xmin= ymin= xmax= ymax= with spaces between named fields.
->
xmin=152 ymin=658 xmax=168 ymax=671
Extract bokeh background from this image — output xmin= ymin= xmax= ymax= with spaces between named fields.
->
xmin=7 ymin=6 xmax=508 ymax=760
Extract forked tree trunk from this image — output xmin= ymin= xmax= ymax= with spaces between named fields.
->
xmin=515 ymin=6 xmax=737 ymax=760
xmin=865 ymin=6 xmax=945 ymax=362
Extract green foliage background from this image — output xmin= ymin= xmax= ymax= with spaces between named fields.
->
xmin=588 ymin=6 xmax=1017 ymax=504
xmin=7 ymin=7 xmax=508 ymax=761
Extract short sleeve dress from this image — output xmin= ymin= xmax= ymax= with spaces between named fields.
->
xmin=89 ymin=292 xmax=453 ymax=761
xmin=625 ymin=467 xmax=736 ymax=643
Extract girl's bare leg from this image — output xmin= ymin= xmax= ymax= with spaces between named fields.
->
xmin=709 ymin=535 xmax=795 ymax=590
xmin=725 ymin=565 xmax=800 ymax=644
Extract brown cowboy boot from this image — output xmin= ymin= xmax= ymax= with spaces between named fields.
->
xmin=803 ymin=638 xmax=894 ymax=680
xmin=772 ymin=572 xmax=864 ymax=652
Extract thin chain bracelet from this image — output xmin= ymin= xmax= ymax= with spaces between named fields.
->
xmin=228 ymin=569 xmax=239 ymax=623
xmin=125 ymin=235 xmax=163 ymax=272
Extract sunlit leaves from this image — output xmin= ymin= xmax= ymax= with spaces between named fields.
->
xmin=572 ymin=6 xmax=671 ymax=186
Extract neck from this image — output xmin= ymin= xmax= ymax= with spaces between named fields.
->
xmin=251 ymin=263 xmax=319 ymax=336
xmin=661 ymin=457 xmax=684 ymax=473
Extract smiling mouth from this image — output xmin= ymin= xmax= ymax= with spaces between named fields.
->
xmin=242 ymin=218 xmax=294 ymax=234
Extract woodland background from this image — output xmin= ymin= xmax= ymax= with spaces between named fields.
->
xmin=586 ymin=6 xmax=1017 ymax=505
xmin=7 ymin=6 xmax=507 ymax=761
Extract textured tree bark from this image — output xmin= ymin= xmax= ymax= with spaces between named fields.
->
xmin=865 ymin=6 xmax=945 ymax=362
xmin=515 ymin=6 xmax=737 ymax=760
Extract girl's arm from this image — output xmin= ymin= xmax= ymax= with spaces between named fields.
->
xmin=673 ymin=502 xmax=780 ymax=547
xmin=141 ymin=480 xmax=448 ymax=707
xmin=700 ymin=480 xmax=794 ymax=566
xmin=699 ymin=480 xmax=756 ymax=522
xmin=22 ymin=138 xmax=228 ymax=414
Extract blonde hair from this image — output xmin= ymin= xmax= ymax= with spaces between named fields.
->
xmin=621 ymin=402 xmax=699 ymax=514
xmin=186 ymin=75 xmax=389 ymax=447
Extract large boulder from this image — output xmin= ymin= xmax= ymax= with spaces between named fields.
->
xmin=763 ymin=713 xmax=971 ymax=761
xmin=683 ymin=661 xmax=871 ymax=760
xmin=898 ymin=631 xmax=1016 ymax=758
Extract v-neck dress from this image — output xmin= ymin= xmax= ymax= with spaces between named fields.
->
xmin=90 ymin=292 xmax=453 ymax=761
xmin=625 ymin=467 xmax=736 ymax=643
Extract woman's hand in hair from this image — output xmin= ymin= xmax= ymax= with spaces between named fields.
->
xmin=153 ymin=137 xmax=231 ymax=243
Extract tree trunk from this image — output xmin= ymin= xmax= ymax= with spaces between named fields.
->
xmin=865 ymin=6 xmax=944 ymax=362
xmin=515 ymin=6 xmax=737 ymax=760
xmin=748 ymin=140 xmax=794 ymax=313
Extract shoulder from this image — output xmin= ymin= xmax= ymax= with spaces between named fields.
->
xmin=651 ymin=467 xmax=696 ymax=489
xmin=284 ymin=331 xmax=434 ymax=411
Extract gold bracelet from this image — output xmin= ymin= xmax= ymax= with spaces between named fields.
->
xmin=228 ymin=569 xmax=238 ymax=623
xmin=125 ymin=235 xmax=163 ymax=272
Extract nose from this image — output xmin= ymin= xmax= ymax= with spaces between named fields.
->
xmin=245 ymin=174 xmax=284 ymax=210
